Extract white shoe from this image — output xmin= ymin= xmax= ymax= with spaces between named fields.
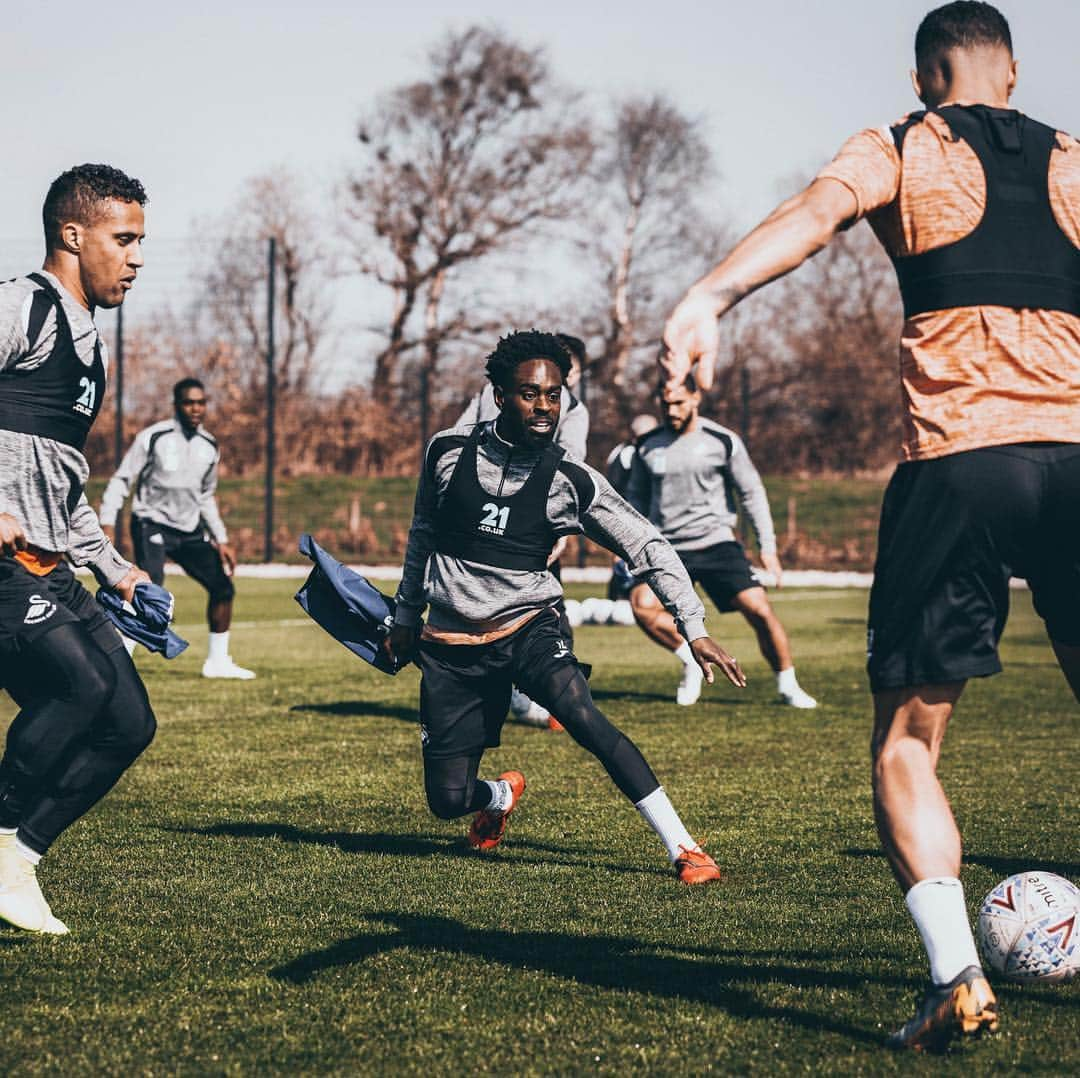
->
xmin=0 ymin=846 xmax=69 ymax=934
xmin=676 ymin=662 xmax=703 ymax=706
xmin=779 ymin=686 xmax=818 ymax=709
xmin=202 ymin=656 xmax=256 ymax=680
xmin=509 ymin=688 xmax=550 ymax=727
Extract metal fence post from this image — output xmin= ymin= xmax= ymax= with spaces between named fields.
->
xmin=264 ymin=237 xmax=277 ymax=563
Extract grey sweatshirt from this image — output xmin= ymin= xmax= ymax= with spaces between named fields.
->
xmin=456 ymin=383 xmax=590 ymax=460
xmin=625 ymin=418 xmax=777 ymax=555
xmin=394 ymin=421 xmax=706 ymax=641
xmin=0 ymin=272 xmax=131 ymax=586
xmin=100 ymin=419 xmax=228 ymax=541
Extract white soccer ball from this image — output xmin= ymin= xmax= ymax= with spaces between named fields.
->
xmin=610 ymin=599 xmax=636 ymax=626
xmin=977 ymin=871 xmax=1080 ymax=983
xmin=579 ymin=597 xmax=600 ymax=624
xmin=563 ymin=598 xmax=583 ymax=628
xmin=589 ymin=599 xmax=614 ymax=624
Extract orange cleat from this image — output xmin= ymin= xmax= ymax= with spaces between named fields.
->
xmin=886 ymin=965 xmax=999 ymax=1051
xmin=674 ymin=845 xmax=723 ymax=885
xmin=547 ymin=716 xmax=565 ymax=732
xmin=467 ymin=770 xmax=526 ymax=851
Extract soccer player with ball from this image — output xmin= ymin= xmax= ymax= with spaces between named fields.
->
xmin=662 ymin=1 xmax=1080 ymax=1050
xmin=383 ymin=330 xmax=745 ymax=884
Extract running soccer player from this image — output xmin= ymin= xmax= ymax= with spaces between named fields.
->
xmin=605 ymin=414 xmax=659 ymax=604
xmin=662 ymin=1 xmax=1079 ymax=1048
xmin=0 ymin=165 xmax=157 ymax=934
xmin=625 ymin=379 xmax=816 ymax=709
xmin=99 ymin=378 xmax=254 ymax=679
xmin=384 ymin=330 xmax=745 ymax=884
xmin=457 ymin=332 xmax=590 ymax=727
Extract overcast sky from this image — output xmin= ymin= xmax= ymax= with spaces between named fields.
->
xmin=4 ymin=0 xmax=1079 ymax=349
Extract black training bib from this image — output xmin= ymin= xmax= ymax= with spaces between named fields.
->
xmin=0 ymin=273 xmax=106 ymax=450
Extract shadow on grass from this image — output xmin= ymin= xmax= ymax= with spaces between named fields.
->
xmin=288 ymin=701 xmax=417 ymax=722
xmin=842 ymin=847 xmax=1080 ymax=879
xmin=270 ymin=911 xmax=887 ymax=1045
xmin=174 ymin=821 xmax=667 ymax=879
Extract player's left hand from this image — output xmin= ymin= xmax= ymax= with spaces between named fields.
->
xmin=114 ymin=566 xmax=152 ymax=604
xmin=690 ymin=636 xmax=746 ymax=688
xmin=661 ymin=291 xmax=721 ymax=392
xmin=217 ymin=543 xmax=236 ymax=576
xmin=547 ymin=536 xmax=568 ymax=567
xmin=760 ymin=550 xmax=783 ymax=588
xmin=383 ymin=622 xmax=421 ymax=669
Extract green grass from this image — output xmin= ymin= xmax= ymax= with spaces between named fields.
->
xmin=2 ymin=580 xmax=1076 ymax=1074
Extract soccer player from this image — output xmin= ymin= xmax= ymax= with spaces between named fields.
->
xmin=624 ymin=379 xmax=816 ymax=709
xmin=0 ymin=165 xmax=157 ymax=934
xmin=605 ymin=414 xmax=659 ymax=604
xmin=384 ymin=330 xmax=745 ymax=884
xmin=99 ymin=378 xmax=254 ymax=679
xmin=457 ymin=332 xmax=590 ymax=727
xmin=661 ymin=1 xmax=1080 ymax=1048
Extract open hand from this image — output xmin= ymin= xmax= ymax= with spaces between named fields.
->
xmin=690 ymin=636 xmax=746 ymax=688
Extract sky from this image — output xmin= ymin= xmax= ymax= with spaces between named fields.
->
xmin=4 ymin=0 xmax=1080 ymax=353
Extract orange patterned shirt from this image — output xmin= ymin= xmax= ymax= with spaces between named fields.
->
xmin=817 ymin=111 xmax=1080 ymax=461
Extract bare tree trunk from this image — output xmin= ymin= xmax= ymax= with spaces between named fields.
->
xmin=419 ymin=268 xmax=447 ymax=458
xmin=609 ymin=200 xmax=640 ymax=388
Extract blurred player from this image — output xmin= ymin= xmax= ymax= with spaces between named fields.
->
xmin=661 ymin=1 xmax=1080 ymax=1048
xmin=625 ymin=378 xmax=816 ymax=709
xmin=457 ymin=332 xmax=589 ymax=726
xmin=0 ymin=165 xmax=157 ymax=934
xmin=100 ymin=378 xmax=254 ymax=679
xmin=384 ymin=330 xmax=745 ymax=884
xmin=605 ymin=414 xmax=659 ymax=604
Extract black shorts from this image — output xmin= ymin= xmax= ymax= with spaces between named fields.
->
xmin=131 ymin=516 xmax=234 ymax=601
xmin=677 ymin=542 xmax=763 ymax=613
xmin=0 ymin=558 xmax=121 ymax=679
xmin=867 ymin=443 xmax=1080 ymax=693
xmin=417 ymin=608 xmax=580 ymax=759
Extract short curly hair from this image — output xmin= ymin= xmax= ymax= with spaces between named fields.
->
xmin=485 ymin=330 xmax=572 ymax=390
xmin=43 ymin=164 xmax=147 ymax=249
xmin=915 ymin=2 xmax=1012 ymax=70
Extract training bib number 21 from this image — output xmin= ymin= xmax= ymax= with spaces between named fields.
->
xmin=479 ymin=502 xmax=510 ymax=536
xmin=74 ymin=376 xmax=97 ymax=417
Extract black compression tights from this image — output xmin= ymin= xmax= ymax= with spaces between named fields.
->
xmin=423 ymin=666 xmax=659 ymax=820
xmin=0 ymin=622 xmax=157 ymax=854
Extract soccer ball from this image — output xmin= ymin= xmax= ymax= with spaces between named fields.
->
xmin=563 ymin=598 xmax=583 ymax=628
xmin=977 ymin=871 xmax=1080 ymax=983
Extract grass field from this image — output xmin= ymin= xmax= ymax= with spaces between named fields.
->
xmin=2 ymin=578 xmax=1077 ymax=1075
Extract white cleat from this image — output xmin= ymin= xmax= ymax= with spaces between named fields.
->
xmin=509 ymin=688 xmax=550 ymax=727
xmin=0 ymin=846 xmax=69 ymax=935
xmin=779 ymin=686 xmax=818 ymax=709
xmin=202 ymin=656 xmax=256 ymax=680
xmin=676 ymin=662 xmax=703 ymax=707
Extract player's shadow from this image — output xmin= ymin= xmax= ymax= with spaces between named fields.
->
xmin=842 ymin=847 xmax=1080 ymax=879
xmin=270 ymin=911 xmax=889 ymax=1044
xmin=589 ymin=688 xmax=736 ymax=707
xmin=288 ymin=701 xmax=417 ymax=723
xmin=172 ymin=821 xmax=660 ymax=877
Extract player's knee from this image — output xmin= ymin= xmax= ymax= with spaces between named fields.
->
xmin=209 ymin=578 xmax=236 ymax=604
xmin=424 ymin=779 xmax=472 ymax=820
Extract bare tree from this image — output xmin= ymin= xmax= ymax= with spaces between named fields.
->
xmin=346 ymin=25 xmax=593 ymax=445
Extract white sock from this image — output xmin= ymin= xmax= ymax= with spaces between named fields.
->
xmin=0 ymin=827 xmax=16 ymax=836
xmin=121 ymin=633 xmax=138 ymax=657
xmin=777 ymin=667 xmax=798 ymax=693
xmin=208 ymin=631 xmax=230 ymax=662
xmin=14 ymin=838 xmax=41 ymax=866
xmin=905 ymin=876 xmax=981 ymax=985
xmin=635 ymin=787 xmax=697 ymax=863
xmin=481 ymin=779 xmax=512 ymax=814
xmin=674 ymin=642 xmax=694 ymax=666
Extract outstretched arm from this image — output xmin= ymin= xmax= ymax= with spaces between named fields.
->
xmin=662 ymin=177 xmax=858 ymax=390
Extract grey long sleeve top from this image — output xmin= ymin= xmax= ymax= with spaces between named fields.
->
xmin=625 ymin=418 xmax=777 ymax=556
xmin=394 ymin=421 xmax=707 ymax=642
xmin=0 ymin=272 xmax=131 ymax=585
xmin=99 ymin=419 xmax=228 ymax=542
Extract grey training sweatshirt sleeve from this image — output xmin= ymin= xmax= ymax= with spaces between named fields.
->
xmin=198 ymin=450 xmax=228 ymax=543
xmin=728 ymin=435 xmax=777 ymax=555
xmin=393 ymin=439 xmax=440 ymax=627
xmin=573 ymin=467 xmax=707 ymax=642
xmin=555 ymin=396 xmax=589 ymax=460
xmin=99 ymin=431 xmax=149 ymax=527
xmin=67 ymin=493 xmax=133 ymax=587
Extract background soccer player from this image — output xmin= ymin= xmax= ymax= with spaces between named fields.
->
xmin=385 ymin=330 xmax=745 ymax=884
xmin=625 ymin=377 xmax=816 ymax=709
xmin=100 ymin=378 xmax=254 ymax=679
xmin=0 ymin=165 xmax=157 ymax=934
xmin=661 ymin=0 xmax=1080 ymax=1049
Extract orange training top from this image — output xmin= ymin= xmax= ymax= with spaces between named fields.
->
xmin=817 ymin=110 xmax=1080 ymax=461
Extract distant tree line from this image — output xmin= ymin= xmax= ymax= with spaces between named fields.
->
xmin=84 ymin=24 xmax=903 ymax=481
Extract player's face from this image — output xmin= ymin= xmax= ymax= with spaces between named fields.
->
xmin=76 ymin=200 xmax=145 ymax=310
xmin=494 ymin=358 xmax=563 ymax=447
xmin=176 ymin=388 xmax=207 ymax=431
xmin=660 ymin=386 xmax=699 ymax=433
